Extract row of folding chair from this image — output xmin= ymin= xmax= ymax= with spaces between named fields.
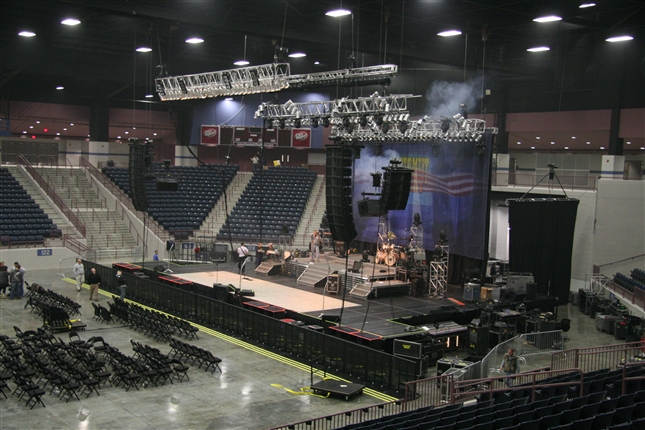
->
xmin=168 ymin=337 xmax=222 ymax=374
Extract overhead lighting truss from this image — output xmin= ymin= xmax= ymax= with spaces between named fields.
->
xmin=255 ymin=92 xmax=497 ymax=142
xmin=155 ymin=64 xmax=398 ymax=101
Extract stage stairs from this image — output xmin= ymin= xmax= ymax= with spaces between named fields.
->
xmin=349 ymin=282 xmax=372 ymax=299
xmin=297 ymin=263 xmax=333 ymax=288
xmin=254 ymin=261 xmax=282 ymax=276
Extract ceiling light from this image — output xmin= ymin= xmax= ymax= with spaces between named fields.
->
xmin=288 ymin=52 xmax=306 ymax=58
xmin=438 ymin=30 xmax=462 ymax=37
xmin=564 ymin=146 xmax=569 ymax=149
xmin=22 ymin=131 xmax=26 ymax=134
xmin=145 ymin=94 xmax=154 ymax=98
xmin=70 ymin=123 xmax=74 ymax=126
xmin=579 ymin=3 xmax=596 ymax=8
xmin=153 ymin=133 xmax=158 ymax=136
xmin=234 ymin=60 xmax=250 ymax=66
xmin=533 ymin=15 xmax=562 ymax=23
xmin=551 ymin=142 xmax=555 ymax=145
xmin=56 ymin=133 xmax=60 ymax=136
xmin=314 ymin=61 xmax=320 ymax=65
xmin=527 ymin=46 xmax=550 ymax=52
xmin=56 ymin=86 xmax=64 ymax=90
xmin=224 ymin=97 xmax=233 ymax=101
xmin=606 ymin=35 xmax=633 ymax=43
xmin=117 ymin=136 xmax=121 ymax=139
xmin=586 ymin=141 xmax=591 ymax=144
xmin=61 ymin=18 xmax=81 ymax=26
xmin=326 ymin=9 xmax=351 ymax=17
xmin=124 ymin=131 xmax=129 ymax=134
xmin=600 ymin=146 xmax=605 ymax=149
xmin=641 ymin=147 xmax=645 ymax=150
xmin=571 ymin=136 xmax=576 ymax=139
xmin=136 ymin=47 xmax=152 ymax=52
xmin=186 ymin=37 xmax=204 ymax=44
xmin=63 ymin=128 xmax=67 ymax=131
xmin=531 ymin=146 xmax=535 ymax=149
xmin=517 ymin=141 xmax=521 ymax=144
xmin=536 ymin=136 xmax=541 ymax=139
xmin=18 ymin=31 xmax=36 ymax=37
xmin=29 ymin=126 xmax=33 ymax=129
xmin=36 ymin=121 xmax=40 ymax=124
xmin=132 ymin=127 xmax=136 ymax=129
xmin=626 ymin=141 xmax=632 ymax=144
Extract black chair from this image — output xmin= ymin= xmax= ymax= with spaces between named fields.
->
xmin=552 ymin=401 xmax=573 ymax=414
xmin=605 ymin=423 xmax=630 ymax=430
xmin=559 ymin=407 xmax=583 ymax=424
xmin=616 ymin=392 xmax=636 ymax=408
xmin=472 ymin=422 xmax=494 ymax=430
xmin=599 ymin=397 xmax=619 ymax=413
xmin=590 ymin=411 xmax=614 ymax=430
xmin=539 ymin=412 xmax=562 ymax=430
xmin=519 ymin=418 xmax=542 ymax=430
xmin=547 ymin=423 xmax=572 ymax=430
xmin=569 ymin=416 xmax=594 ymax=430
xmin=611 ymin=405 xmax=634 ymax=425
xmin=580 ymin=402 xmax=601 ymax=419
xmin=514 ymin=403 xmax=533 ymax=414
xmin=514 ymin=410 xmax=535 ymax=423
xmin=494 ymin=416 xmax=515 ymax=429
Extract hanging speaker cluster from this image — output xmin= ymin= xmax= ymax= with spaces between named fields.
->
xmin=326 ymin=145 xmax=358 ymax=243
xmin=128 ymin=141 xmax=153 ymax=212
xmin=380 ymin=166 xmax=413 ymax=211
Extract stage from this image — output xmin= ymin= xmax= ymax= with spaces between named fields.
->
xmin=147 ymin=252 xmax=476 ymax=340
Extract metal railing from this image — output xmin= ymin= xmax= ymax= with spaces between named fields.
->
xmin=79 ymin=156 xmax=171 ymax=241
xmin=493 ymin=172 xmax=597 ymax=191
xmin=551 ymin=341 xmax=645 ymax=373
xmin=607 ymin=278 xmax=645 ymax=311
xmin=46 ymin=235 xmax=95 ymax=262
xmin=16 ymin=155 xmax=86 ymax=237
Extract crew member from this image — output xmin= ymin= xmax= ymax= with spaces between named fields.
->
xmin=237 ymin=243 xmax=249 ymax=274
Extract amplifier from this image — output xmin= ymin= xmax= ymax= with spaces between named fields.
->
xmin=393 ymin=339 xmax=423 ymax=359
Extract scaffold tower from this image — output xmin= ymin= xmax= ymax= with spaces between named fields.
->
xmin=429 ymin=245 xmax=449 ymax=298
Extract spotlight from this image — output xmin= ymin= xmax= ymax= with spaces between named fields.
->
xmin=322 ymin=117 xmax=330 ymax=127
xmin=312 ymin=117 xmax=319 ymax=128
xmin=441 ymin=118 xmax=451 ymax=133
xmin=359 ymin=116 xmax=368 ymax=127
xmin=382 ymin=123 xmax=390 ymax=134
xmin=279 ymin=119 xmax=286 ymax=129
xmin=294 ymin=118 xmax=301 ymax=128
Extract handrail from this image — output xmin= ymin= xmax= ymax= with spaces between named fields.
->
xmin=595 ymin=253 xmax=645 ymax=271
xmin=79 ymin=156 xmax=170 ymax=240
xmin=493 ymin=171 xmax=597 ymax=191
xmin=17 ymin=155 xmax=86 ymax=237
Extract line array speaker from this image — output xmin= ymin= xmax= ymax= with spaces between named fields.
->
xmin=326 ymin=145 xmax=357 ymax=243
xmin=129 ymin=143 xmax=151 ymax=212
xmin=381 ymin=167 xmax=413 ymax=211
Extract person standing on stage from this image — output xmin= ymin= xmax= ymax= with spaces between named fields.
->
xmin=237 ymin=243 xmax=249 ymax=274
xmin=310 ymin=230 xmax=321 ymax=263
xmin=87 ymin=267 xmax=102 ymax=301
xmin=73 ymin=258 xmax=85 ymax=292
xmin=116 ymin=270 xmax=127 ymax=300
xmin=500 ymin=347 xmax=519 ymax=387
xmin=255 ymin=243 xmax=265 ymax=268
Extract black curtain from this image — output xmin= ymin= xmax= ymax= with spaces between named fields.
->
xmin=509 ymin=199 xmax=579 ymax=305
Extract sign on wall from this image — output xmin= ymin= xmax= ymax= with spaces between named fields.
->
xmin=37 ymin=249 xmax=53 ymax=256
xmin=200 ymin=125 xmax=220 ymax=146
xmin=291 ymin=128 xmax=311 ymax=148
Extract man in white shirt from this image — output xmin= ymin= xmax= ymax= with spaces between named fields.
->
xmin=237 ymin=243 xmax=249 ymax=274
xmin=73 ymin=258 xmax=85 ymax=292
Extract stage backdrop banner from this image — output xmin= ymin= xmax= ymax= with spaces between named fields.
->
xmin=352 ymin=131 xmax=493 ymax=260
xmin=200 ymin=125 xmax=220 ymax=146
xmin=508 ymin=199 xmax=579 ymax=305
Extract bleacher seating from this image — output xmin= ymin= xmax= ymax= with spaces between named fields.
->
xmin=102 ymin=164 xmax=238 ymax=239
xmin=0 ymin=167 xmax=61 ymax=245
xmin=335 ymin=366 xmax=645 ymax=430
xmin=217 ymin=166 xmax=316 ymax=241
xmin=613 ymin=271 xmax=645 ymax=293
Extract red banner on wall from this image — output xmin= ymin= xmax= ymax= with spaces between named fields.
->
xmin=291 ymin=128 xmax=311 ymax=148
xmin=200 ymin=125 xmax=220 ymax=146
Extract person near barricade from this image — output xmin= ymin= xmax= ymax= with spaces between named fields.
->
xmin=500 ymin=347 xmax=519 ymax=387
xmin=87 ymin=267 xmax=102 ymax=301
xmin=116 ymin=270 xmax=127 ymax=300
xmin=0 ymin=262 xmax=9 ymax=298
xmin=73 ymin=258 xmax=85 ymax=292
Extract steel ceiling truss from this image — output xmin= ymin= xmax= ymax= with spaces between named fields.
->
xmin=155 ymin=64 xmax=398 ymax=101
xmin=255 ymin=92 xmax=496 ymax=142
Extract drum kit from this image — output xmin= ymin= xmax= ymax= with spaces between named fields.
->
xmin=375 ymin=237 xmax=414 ymax=267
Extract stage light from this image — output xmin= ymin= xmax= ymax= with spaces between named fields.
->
xmin=61 ymin=18 xmax=81 ymax=26
xmin=19 ymin=31 xmax=36 ymax=37
xmin=579 ymin=3 xmax=596 ymax=8
xmin=606 ymin=35 xmax=633 ymax=42
xmin=322 ymin=117 xmax=330 ymax=127
xmin=438 ymin=30 xmax=462 ymax=37
xmin=312 ymin=117 xmax=319 ymax=128
xmin=56 ymin=86 xmax=64 ymax=90
xmin=533 ymin=15 xmax=562 ymax=23
xmin=288 ymin=52 xmax=307 ymax=58
xmin=234 ymin=60 xmax=250 ymax=66
xmin=136 ymin=46 xmax=152 ymax=52
xmin=326 ymin=9 xmax=351 ymax=17
xmin=186 ymin=37 xmax=204 ymax=44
